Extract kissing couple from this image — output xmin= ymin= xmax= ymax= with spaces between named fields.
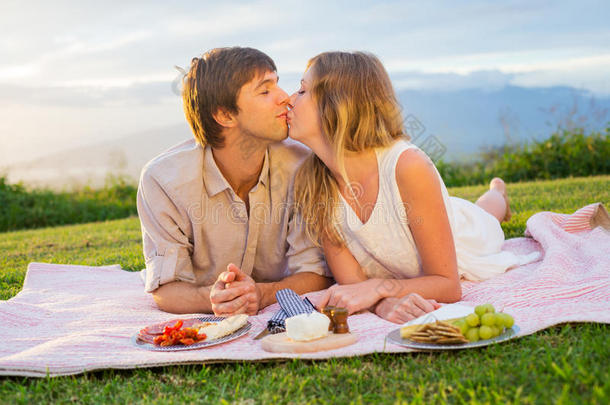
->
xmin=137 ymin=47 xmax=532 ymax=324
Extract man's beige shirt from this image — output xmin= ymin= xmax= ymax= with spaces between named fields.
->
xmin=137 ymin=138 xmax=329 ymax=293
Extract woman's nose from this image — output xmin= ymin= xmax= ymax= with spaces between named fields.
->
xmin=287 ymin=92 xmax=297 ymax=106
xmin=280 ymin=92 xmax=296 ymax=109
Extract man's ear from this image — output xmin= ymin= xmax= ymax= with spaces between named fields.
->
xmin=212 ymin=108 xmax=237 ymax=128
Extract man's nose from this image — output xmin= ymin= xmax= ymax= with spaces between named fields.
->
xmin=285 ymin=92 xmax=297 ymax=107
xmin=277 ymin=87 xmax=290 ymax=104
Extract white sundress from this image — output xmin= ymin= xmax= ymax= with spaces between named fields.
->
xmin=336 ymin=139 xmax=540 ymax=281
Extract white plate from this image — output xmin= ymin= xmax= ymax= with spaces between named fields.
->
xmin=132 ymin=316 xmax=252 ymax=352
xmin=386 ymin=325 xmax=520 ymax=350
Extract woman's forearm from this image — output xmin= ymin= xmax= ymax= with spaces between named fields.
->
xmin=373 ymin=275 xmax=461 ymax=303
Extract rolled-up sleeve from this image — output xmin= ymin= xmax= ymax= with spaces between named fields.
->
xmin=285 ymin=211 xmax=331 ymax=278
xmin=137 ymin=170 xmax=196 ymax=293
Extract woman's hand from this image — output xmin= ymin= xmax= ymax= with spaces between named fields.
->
xmin=315 ymin=279 xmax=385 ymax=315
xmin=375 ymin=293 xmax=441 ymax=324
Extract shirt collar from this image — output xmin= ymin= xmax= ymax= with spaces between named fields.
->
xmin=258 ymin=148 xmax=270 ymax=188
xmin=203 ymin=145 xmax=269 ymax=197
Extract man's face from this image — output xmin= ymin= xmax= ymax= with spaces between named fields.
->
xmin=233 ymin=70 xmax=290 ymax=143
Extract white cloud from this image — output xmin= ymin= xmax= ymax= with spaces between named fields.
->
xmin=384 ymin=50 xmax=610 ymax=95
xmin=51 ymin=72 xmax=175 ymax=89
xmin=53 ymin=30 xmax=154 ymax=56
xmin=164 ymin=4 xmax=274 ymax=37
xmin=0 ymin=63 xmax=39 ymax=81
xmin=384 ymin=49 xmax=610 ymax=74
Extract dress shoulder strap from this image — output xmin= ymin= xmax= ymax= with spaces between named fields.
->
xmin=378 ymin=138 xmax=420 ymax=181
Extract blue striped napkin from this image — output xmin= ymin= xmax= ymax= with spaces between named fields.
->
xmin=267 ymin=289 xmax=316 ymax=334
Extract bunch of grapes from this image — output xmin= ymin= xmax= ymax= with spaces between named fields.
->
xmin=452 ymin=304 xmax=514 ymax=342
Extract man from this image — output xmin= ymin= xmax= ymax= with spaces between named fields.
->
xmin=137 ymin=47 xmax=332 ymax=315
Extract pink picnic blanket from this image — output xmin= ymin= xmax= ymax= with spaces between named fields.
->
xmin=0 ymin=204 xmax=609 ymax=377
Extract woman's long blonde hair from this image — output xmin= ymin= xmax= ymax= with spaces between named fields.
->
xmin=294 ymin=51 xmax=407 ymax=246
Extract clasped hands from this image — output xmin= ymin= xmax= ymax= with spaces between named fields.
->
xmin=209 ymin=263 xmax=261 ymax=316
xmin=209 ymin=267 xmax=440 ymax=324
xmin=315 ymin=279 xmax=441 ymax=324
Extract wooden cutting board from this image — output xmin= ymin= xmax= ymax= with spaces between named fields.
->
xmin=260 ymin=332 xmax=358 ymax=353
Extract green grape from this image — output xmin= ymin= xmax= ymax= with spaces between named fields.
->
xmin=454 ymin=319 xmax=469 ymax=335
xmin=483 ymin=303 xmax=496 ymax=313
xmin=479 ymin=325 xmax=493 ymax=340
xmin=481 ymin=313 xmax=495 ymax=327
xmin=466 ymin=313 xmax=480 ymax=327
xmin=451 ymin=317 xmax=463 ymax=325
xmin=474 ymin=305 xmax=487 ymax=317
xmin=501 ymin=313 xmax=515 ymax=328
xmin=494 ymin=313 xmax=506 ymax=327
xmin=466 ymin=327 xmax=480 ymax=342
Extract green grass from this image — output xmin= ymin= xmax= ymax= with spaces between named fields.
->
xmin=1 ymin=175 xmax=609 ymax=404
xmin=0 ymin=175 xmax=137 ymax=232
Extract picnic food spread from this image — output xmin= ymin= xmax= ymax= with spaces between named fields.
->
xmin=261 ymin=307 xmax=358 ymax=353
xmin=136 ymin=315 xmax=249 ymax=347
xmin=136 ymin=290 xmax=360 ymax=353
xmin=400 ymin=303 xmax=515 ymax=344
xmin=284 ymin=306 xmax=352 ymax=342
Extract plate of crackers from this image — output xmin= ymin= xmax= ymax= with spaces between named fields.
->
xmin=386 ymin=303 xmax=520 ymax=350
xmin=387 ymin=320 xmax=519 ymax=350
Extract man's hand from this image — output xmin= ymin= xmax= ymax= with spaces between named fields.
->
xmin=209 ymin=263 xmax=261 ymax=316
xmin=315 ymin=279 xmax=386 ymax=315
xmin=374 ymin=293 xmax=440 ymax=324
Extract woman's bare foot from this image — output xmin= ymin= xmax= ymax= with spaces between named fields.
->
xmin=490 ymin=177 xmax=512 ymax=222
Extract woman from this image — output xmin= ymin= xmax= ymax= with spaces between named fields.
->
xmin=287 ymin=51 xmax=538 ymax=324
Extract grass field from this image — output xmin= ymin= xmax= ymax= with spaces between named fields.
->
xmin=1 ymin=175 xmax=609 ymax=404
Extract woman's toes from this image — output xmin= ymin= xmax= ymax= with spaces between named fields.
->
xmin=490 ymin=177 xmax=506 ymax=193
xmin=489 ymin=177 xmax=513 ymax=222
xmin=490 ymin=177 xmax=511 ymax=222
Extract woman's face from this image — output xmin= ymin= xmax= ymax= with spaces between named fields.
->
xmin=286 ymin=67 xmax=323 ymax=146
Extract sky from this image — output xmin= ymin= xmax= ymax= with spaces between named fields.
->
xmin=1 ymin=0 xmax=609 ymax=166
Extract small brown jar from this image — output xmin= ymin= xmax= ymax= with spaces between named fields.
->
xmin=331 ymin=307 xmax=349 ymax=334
xmin=322 ymin=306 xmax=335 ymax=331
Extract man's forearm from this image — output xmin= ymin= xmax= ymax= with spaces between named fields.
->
xmin=256 ymin=272 xmax=333 ymax=309
xmin=152 ymin=281 xmax=213 ymax=314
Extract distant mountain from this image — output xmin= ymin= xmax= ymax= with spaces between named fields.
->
xmin=397 ymin=86 xmax=610 ymax=161
xmin=6 ymin=85 xmax=609 ymax=189
xmin=6 ymin=123 xmax=194 ymax=189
